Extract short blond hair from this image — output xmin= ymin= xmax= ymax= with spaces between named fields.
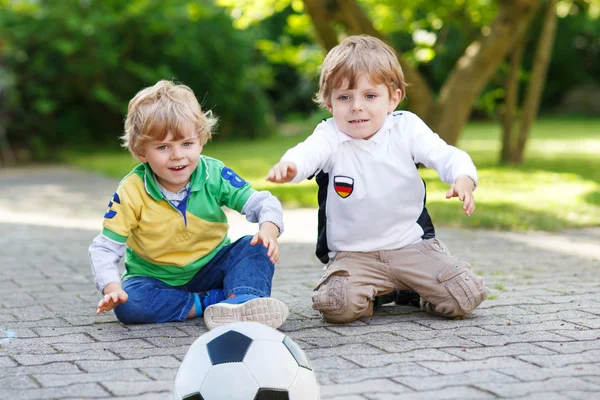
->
xmin=315 ymin=35 xmax=406 ymax=109
xmin=122 ymin=80 xmax=217 ymax=158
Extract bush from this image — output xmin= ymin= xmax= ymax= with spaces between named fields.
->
xmin=0 ymin=0 xmax=274 ymax=160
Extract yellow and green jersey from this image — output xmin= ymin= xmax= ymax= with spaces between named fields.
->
xmin=101 ymin=156 xmax=255 ymax=286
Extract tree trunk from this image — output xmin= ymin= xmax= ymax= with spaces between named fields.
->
xmin=302 ymin=0 xmax=339 ymax=50
xmin=511 ymin=0 xmax=558 ymax=164
xmin=433 ymin=0 xmax=540 ymax=145
xmin=501 ymin=42 xmax=525 ymax=164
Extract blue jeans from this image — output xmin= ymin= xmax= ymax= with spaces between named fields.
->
xmin=113 ymin=236 xmax=274 ymax=324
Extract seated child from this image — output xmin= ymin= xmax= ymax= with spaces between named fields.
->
xmin=267 ymin=35 xmax=488 ymax=323
xmin=89 ymin=80 xmax=288 ymax=329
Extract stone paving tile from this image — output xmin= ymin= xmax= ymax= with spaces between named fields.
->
xmin=325 ymin=321 xmax=433 ymax=336
xmin=101 ymin=379 xmax=175 ymax=397
xmin=53 ymin=338 xmax=153 ymax=354
xmin=138 ymin=366 xmax=179 ymax=381
xmin=320 ymin=378 xmax=412 ymax=398
xmin=0 ymin=374 xmax=39 ymax=390
xmin=517 ymin=350 xmax=600 ymax=368
xmin=305 ymin=343 xmax=385 ymax=359
xmin=0 ymin=383 xmax=110 ymax=399
xmin=312 ymin=355 xmax=363 ymax=370
xmin=369 ymin=336 xmax=482 ymax=353
xmin=34 ymin=368 xmax=150 ymax=388
xmin=500 ymin=364 xmax=600 ymax=382
xmin=0 ymin=356 xmax=18 ymax=367
xmin=367 ymin=386 xmax=496 ymax=400
xmin=554 ymin=329 xmax=600 ymax=340
xmin=110 ymin=346 xmax=189 ymax=359
xmin=504 ymin=310 xmax=599 ymax=325
xmin=76 ymin=355 xmax=181 ymax=372
xmin=321 ymin=362 xmax=437 ymax=384
xmin=393 ymin=370 xmax=518 ymax=391
xmin=467 ymin=331 xmax=572 ymax=346
xmin=562 ymin=392 xmax=600 ymax=400
xmin=474 ymin=376 xmax=600 ymax=398
xmin=534 ymin=338 xmax=600 ymax=354
xmin=562 ymin=317 xmax=600 ymax=329
xmin=397 ymin=326 xmax=500 ymax=339
xmin=442 ymin=342 xmax=557 ymax=360
xmin=501 ymin=393 xmax=572 ymax=400
xmin=484 ymin=320 xmax=588 ymax=334
xmin=418 ymin=357 xmax=539 ymax=374
xmin=300 ymin=332 xmax=401 ymax=347
xmin=346 ymin=349 xmax=463 ymax=367
xmin=0 ymin=362 xmax=82 ymax=377
xmin=12 ymin=349 xmax=121 ymax=366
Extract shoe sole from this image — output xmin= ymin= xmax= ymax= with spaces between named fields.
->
xmin=203 ymin=298 xmax=289 ymax=330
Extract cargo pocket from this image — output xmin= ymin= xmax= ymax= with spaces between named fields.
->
xmin=437 ymin=263 xmax=486 ymax=314
xmin=312 ymin=266 xmax=351 ymax=315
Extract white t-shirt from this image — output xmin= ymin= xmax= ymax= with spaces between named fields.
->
xmin=281 ymin=111 xmax=478 ymax=254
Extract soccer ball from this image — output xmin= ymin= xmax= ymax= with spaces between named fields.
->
xmin=173 ymin=322 xmax=320 ymax=400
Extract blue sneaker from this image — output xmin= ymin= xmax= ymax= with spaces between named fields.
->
xmin=194 ymin=289 xmax=226 ymax=317
xmin=203 ymin=294 xmax=289 ymax=330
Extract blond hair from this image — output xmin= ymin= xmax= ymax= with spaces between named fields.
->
xmin=122 ymin=80 xmax=217 ymax=158
xmin=315 ymin=35 xmax=406 ymax=109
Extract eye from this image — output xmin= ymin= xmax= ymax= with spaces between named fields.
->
xmin=337 ymin=95 xmax=350 ymax=101
xmin=183 ymin=142 xmax=194 ymax=147
xmin=157 ymin=145 xmax=168 ymax=150
xmin=366 ymin=94 xmax=377 ymax=99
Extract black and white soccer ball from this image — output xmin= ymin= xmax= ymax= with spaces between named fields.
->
xmin=173 ymin=321 xmax=320 ymax=400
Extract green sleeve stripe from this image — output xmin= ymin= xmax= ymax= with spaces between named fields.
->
xmin=232 ymin=186 xmax=255 ymax=212
xmin=102 ymin=228 xmax=128 ymax=243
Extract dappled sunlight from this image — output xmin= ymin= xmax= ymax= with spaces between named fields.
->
xmin=422 ymin=167 xmax=600 ymax=230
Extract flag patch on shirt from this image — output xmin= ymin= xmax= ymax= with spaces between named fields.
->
xmin=334 ymin=176 xmax=354 ymax=198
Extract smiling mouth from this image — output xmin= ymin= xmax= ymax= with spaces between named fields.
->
xmin=349 ymin=119 xmax=369 ymax=124
xmin=169 ymin=166 xmax=187 ymax=171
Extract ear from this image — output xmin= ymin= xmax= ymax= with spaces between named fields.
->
xmin=326 ymin=102 xmax=333 ymax=114
xmin=137 ymin=153 xmax=147 ymax=163
xmin=388 ymin=89 xmax=402 ymax=113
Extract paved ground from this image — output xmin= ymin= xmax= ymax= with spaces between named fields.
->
xmin=1 ymin=166 xmax=600 ymax=400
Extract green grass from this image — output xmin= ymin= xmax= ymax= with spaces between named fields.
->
xmin=61 ymin=116 xmax=600 ymax=231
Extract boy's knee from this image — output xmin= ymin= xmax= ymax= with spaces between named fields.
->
xmin=311 ymin=271 xmax=373 ymax=323
xmin=423 ymin=266 xmax=488 ymax=318
xmin=238 ymin=235 xmax=272 ymax=261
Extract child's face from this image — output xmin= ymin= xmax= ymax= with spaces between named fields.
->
xmin=137 ymin=129 xmax=202 ymax=193
xmin=327 ymin=74 xmax=401 ymax=140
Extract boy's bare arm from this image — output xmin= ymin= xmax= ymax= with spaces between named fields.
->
xmin=97 ymin=282 xmax=128 ymax=314
xmin=266 ymin=161 xmax=298 ymax=183
xmin=445 ymin=175 xmax=476 ymax=216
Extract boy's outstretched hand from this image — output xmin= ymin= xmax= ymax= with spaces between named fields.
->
xmin=97 ymin=282 xmax=128 ymax=314
xmin=446 ymin=175 xmax=476 ymax=216
xmin=266 ymin=161 xmax=298 ymax=183
xmin=251 ymin=221 xmax=280 ymax=263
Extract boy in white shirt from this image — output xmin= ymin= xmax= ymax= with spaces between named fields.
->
xmin=267 ymin=35 xmax=488 ymax=323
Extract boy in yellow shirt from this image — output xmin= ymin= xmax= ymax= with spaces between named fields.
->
xmin=89 ymin=80 xmax=288 ymax=329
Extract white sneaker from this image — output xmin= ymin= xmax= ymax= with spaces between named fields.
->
xmin=203 ymin=296 xmax=289 ymax=330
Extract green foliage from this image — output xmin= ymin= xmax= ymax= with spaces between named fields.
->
xmin=0 ymin=0 xmax=274 ymax=159
xmin=221 ymin=0 xmax=599 ymax=118
xmin=62 ymin=117 xmax=600 ymax=232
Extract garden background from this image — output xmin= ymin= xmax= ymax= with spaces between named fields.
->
xmin=1 ymin=0 xmax=598 ymax=232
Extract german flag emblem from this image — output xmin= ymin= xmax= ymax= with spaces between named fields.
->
xmin=334 ymin=176 xmax=354 ymax=198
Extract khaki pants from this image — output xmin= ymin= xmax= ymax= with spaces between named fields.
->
xmin=312 ymin=238 xmax=488 ymax=323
